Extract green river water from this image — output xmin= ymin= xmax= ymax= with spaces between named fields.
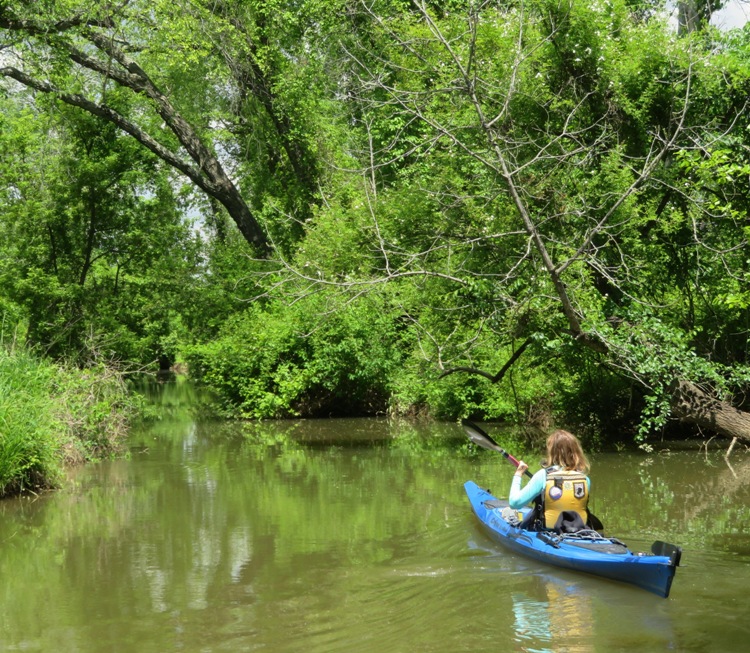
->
xmin=1 ymin=381 xmax=750 ymax=652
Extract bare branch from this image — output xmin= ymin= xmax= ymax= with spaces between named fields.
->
xmin=439 ymin=336 xmax=532 ymax=382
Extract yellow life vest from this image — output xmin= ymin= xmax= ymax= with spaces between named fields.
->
xmin=543 ymin=468 xmax=589 ymax=529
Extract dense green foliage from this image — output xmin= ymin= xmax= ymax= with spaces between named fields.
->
xmin=0 ymin=344 xmax=139 ymax=496
xmin=0 ymin=96 xmax=203 ymax=365
xmin=1 ymin=0 xmax=749 ymax=445
xmin=184 ymin=293 xmax=406 ymax=418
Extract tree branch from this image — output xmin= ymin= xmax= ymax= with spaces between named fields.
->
xmin=0 ymin=10 xmax=269 ymax=251
xmin=439 ymin=337 xmax=532 ymax=383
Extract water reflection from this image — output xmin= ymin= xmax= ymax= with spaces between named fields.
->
xmin=1 ymin=382 xmax=750 ymax=652
xmin=511 ymin=576 xmax=594 ymax=653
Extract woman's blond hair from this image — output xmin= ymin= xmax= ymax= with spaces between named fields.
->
xmin=543 ymin=429 xmax=589 ymax=474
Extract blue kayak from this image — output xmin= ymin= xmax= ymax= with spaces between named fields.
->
xmin=464 ymin=481 xmax=681 ymax=598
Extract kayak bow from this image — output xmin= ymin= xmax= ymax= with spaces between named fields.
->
xmin=464 ymin=481 xmax=681 ymax=598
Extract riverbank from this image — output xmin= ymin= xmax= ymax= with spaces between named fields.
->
xmin=0 ymin=346 xmax=140 ymax=497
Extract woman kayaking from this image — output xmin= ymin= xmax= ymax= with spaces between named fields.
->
xmin=509 ymin=429 xmax=592 ymax=532
xmin=462 ymin=421 xmax=679 ymax=596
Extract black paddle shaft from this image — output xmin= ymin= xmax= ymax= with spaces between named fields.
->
xmin=461 ymin=420 xmax=533 ymax=478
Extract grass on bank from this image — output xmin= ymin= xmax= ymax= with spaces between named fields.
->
xmin=0 ymin=346 xmax=138 ymax=497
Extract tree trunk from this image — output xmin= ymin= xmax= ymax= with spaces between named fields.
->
xmin=671 ymin=381 xmax=750 ymax=443
xmin=677 ymin=1 xmax=702 ymax=35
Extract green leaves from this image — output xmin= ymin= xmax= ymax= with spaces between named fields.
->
xmin=1 ymin=0 xmax=749 ymax=443
xmin=0 ymin=93 xmax=200 ymax=363
xmin=0 ymin=345 xmax=138 ymax=496
xmin=184 ymin=290 xmax=407 ymax=418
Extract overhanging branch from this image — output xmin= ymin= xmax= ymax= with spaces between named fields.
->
xmin=439 ymin=337 xmax=532 ymax=383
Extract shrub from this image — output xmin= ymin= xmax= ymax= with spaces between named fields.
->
xmin=184 ymin=292 xmax=406 ymax=418
xmin=0 ymin=346 xmax=138 ymax=496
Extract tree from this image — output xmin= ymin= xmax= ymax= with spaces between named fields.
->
xmin=0 ymin=93 xmax=201 ymax=363
xmin=3 ymin=0 xmax=749 ymax=441
xmin=284 ymin=0 xmax=750 ymax=441
xmin=0 ymin=0 xmax=335 ymax=252
xmin=677 ymin=0 xmax=727 ymax=35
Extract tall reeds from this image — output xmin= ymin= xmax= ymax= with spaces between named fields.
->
xmin=0 ymin=346 xmax=137 ymax=497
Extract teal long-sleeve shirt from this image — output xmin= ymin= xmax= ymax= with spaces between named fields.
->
xmin=508 ymin=468 xmax=591 ymax=509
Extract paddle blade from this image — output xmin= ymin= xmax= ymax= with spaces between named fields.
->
xmin=461 ymin=420 xmax=504 ymax=452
